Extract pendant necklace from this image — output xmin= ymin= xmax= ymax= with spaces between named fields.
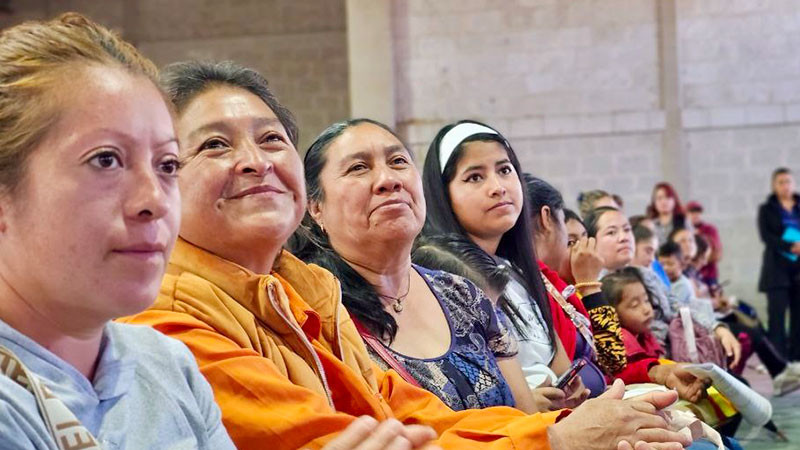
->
xmin=378 ymin=272 xmax=411 ymax=313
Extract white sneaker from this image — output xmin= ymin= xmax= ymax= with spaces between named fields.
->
xmin=773 ymin=367 xmax=800 ymax=397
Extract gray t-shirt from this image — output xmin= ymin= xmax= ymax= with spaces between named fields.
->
xmin=0 ymin=319 xmax=234 ymax=450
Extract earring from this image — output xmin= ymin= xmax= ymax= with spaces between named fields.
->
xmin=319 ymin=222 xmax=325 ymax=234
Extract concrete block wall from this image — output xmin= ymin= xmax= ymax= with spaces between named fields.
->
xmin=0 ymin=0 xmax=350 ymax=151
xmin=393 ymin=0 xmax=800 ymax=309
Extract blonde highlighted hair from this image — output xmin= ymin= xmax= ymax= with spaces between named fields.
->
xmin=0 ymin=12 xmax=159 ymax=191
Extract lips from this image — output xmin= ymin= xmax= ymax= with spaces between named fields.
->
xmin=372 ymin=198 xmax=409 ymax=213
xmin=488 ymin=201 xmax=513 ymax=211
xmin=230 ymin=184 xmax=284 ymax=199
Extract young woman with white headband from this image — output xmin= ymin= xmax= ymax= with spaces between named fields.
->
xmin=421 ymin=120 xmax=589 ymax=401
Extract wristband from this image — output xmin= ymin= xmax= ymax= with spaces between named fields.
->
xmin=573 ymin=281 xmax=602 ymax=290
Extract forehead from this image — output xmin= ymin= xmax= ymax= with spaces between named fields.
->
xmin=566 ymin=218 xmax=586 ymax=234
xmin=325 ymin=123 xmax=405 ymax=159
xmin=454 ymin=140 xmax=509 ymax=168
xmin=179 ymin=86 xmax=280 ymax=130
xmin=48 ymin=65 xmax=173 ymax=142
xmin=599 ymin=211 xmax=626 ymax=228
xmin=621 ymin=280 xmax=645 ymax=298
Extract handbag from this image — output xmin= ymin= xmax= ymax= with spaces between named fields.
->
xmin=668 ymin=307 xmax=727 ymax=367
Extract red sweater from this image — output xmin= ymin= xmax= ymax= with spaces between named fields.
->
xmin=614 ymin=328 xmax=665 ymax=384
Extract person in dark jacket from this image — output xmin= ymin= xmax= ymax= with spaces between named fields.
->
xmin=758 ymin=167 xmax=800 ymax=360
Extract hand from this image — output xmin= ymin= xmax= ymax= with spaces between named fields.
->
xmin=547 ymin=379 xmax=691 ymax=450
xmin=562 ymin=373 xmax=591 ymax=409
xmin=531 ymin=377 xmax=567 ymax=412
xmin=648 ymin=364 xmax=708 ymax=403
xmin=570 ymin=237 xmax=604 ymax=287
xmin=714 ymin=325 xmax=742 ymax=368
xmin=791 ymin=242 xmax=800 ymax=255
xmin=322 ymin=416 xmax=439 ymax=450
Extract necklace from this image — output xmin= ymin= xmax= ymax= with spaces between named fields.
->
xmin=378 ymin=272 xmax=411 ymax=313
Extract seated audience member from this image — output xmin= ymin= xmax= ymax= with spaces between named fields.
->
xmin=647 ymin=182 xmax=693 ymax=246
xmin=578 ymin=189 xmax=622 ymax=219
xmin=525 ymin=174 xmax=626 ymax=381
xmin=559 ymin=208 xmax=588 ymax=284
xmin=657 ymin=242 xmax=717 ymax=328
xmin=601 ymin=269 xmax=708 ymax=402
xmin=411 ymin=234 xmax=568 ymax=412
xmin=686 ymin=201 xmax=722 ymax=285
xmin=633 ymin=223 xmax=670 ymax=288
xmin=0 ymin=14 xmax=234 ymax=448
xmin=121 ymin=62 xmax=690 ymax=450
xmin=421 ymin=121 xmax=575 ymax=390
xmin=630 ymin=214 xmax=656 ymax=232
xmin=586 ymin=208 xmax=740 ymax=365
xmin=296 ymin=119 xmax=534 ymax=413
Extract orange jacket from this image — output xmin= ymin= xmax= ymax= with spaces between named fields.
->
xmin=120 ymin=238 xmax=559 ymax=449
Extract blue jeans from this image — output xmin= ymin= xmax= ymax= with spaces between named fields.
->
xmin=688 ymin=436 xmax=742 ymax=450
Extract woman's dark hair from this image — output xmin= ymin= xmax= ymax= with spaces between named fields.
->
xmin=584 ymin=206 xmax=621 ymax=238
xmin=563 ymin=208 xmax=584 ymax=228
xmin=160 ymin=60 xmax=299 ymax=146
xmin=421 ymin=120 xmax=553 ymax=342
xmin=523 ymin=173 xmax=564 ymax=233
xmin=601 ymin=267 xmax=651 ymax=308
xmin=412 ymin=234 xmax=510 ymax=297
xmin=646 ymin=182 xmax=687 ymax=228
xmin=412 ymin=234 xmax=528 ymax=333
xmin=633 ymin=223 xmax=654 ymax=244
xmin=291 ymin=118 xmax=411 ymax=343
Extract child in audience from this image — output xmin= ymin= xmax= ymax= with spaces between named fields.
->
xmin=633 ymin=224 xmax=671 ymax=288
xmin=658 ymin=242 xmax=717 ymax=327
xmin=601 ymin=268 xmax=709 ymax=402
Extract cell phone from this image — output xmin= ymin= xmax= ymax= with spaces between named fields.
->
xmin=555 ymin=358 xmax=587 ymax=390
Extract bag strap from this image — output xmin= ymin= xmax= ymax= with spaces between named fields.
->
xmin=350 ymin=318 xmax=421 ymax=388
xmin=541 ymin=275 xmax=597 ymax=354
xmin=678 ymin=307 xmax=699 ymax=363
xmin=0 ymin=345 xmax=102 ymax=450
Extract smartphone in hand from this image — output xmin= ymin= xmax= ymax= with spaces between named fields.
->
xmin=555 ymin=358 xmax=587 ymax=390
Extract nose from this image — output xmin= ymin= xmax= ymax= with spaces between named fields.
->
xmin=125 ymin=166 xmax=170 ymax=222
xmin=373 ymin=163 xmax=402 ymax=194
xmin=234 ymin=141 xmax=272 ymax=177
xmin=488 ymin=173 xmax=507 ymax=198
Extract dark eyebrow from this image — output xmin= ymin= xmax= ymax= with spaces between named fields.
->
xmin=339 ymin=150 xmax=372 ymax=169
xmin=495 ymin=158 xmax=512 ymax=166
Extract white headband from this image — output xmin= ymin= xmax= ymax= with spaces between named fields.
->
xmin=438 ymin=123 xmax=499 ymax=173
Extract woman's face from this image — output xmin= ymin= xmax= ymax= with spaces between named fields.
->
xmin=176 ymin=86 xmax=305 ymax=265
xmin=774 ymin=173 xmax=796 ymax=199
xmin=310 ymin=123 xmax=425 ymax=258
xmin=0 ymin=66 xmax=180 ymax=326
xmin=653 ymin=187 xmax=675 ymax=216
xmin=537 ymin=207 xmax=569 ymax=270
xmin=672 ymin=229 xmax=697 ymax=264
xmin=447 ymin=141 xmax=523 ymax=245
xmin=595 ymin=210 xmax=634 ymax=271
xmin=558 ymin=217 xmax=588 ymax=283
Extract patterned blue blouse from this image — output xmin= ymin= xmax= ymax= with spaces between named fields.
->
xmin=368 ymin=265 xmax=518 ymax=411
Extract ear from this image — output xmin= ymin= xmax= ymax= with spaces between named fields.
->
xmin=540 ymin=205 xmax=554 ymax=232
xmin=307 ymin=198 xmax=324 ymax=227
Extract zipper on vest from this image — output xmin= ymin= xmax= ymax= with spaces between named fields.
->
xmin=266 ymin=282 xmax=335 ymax=409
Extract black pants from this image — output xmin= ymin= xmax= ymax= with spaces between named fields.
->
xmin=766 ymin=283 xmax=800 ymax=360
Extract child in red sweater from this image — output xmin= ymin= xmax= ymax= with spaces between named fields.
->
xmin=602 ymin=267 xmax=709 ymax=402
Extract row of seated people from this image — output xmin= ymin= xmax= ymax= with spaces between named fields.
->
xmin=0 ymin=13 xmax=753 ymax=450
